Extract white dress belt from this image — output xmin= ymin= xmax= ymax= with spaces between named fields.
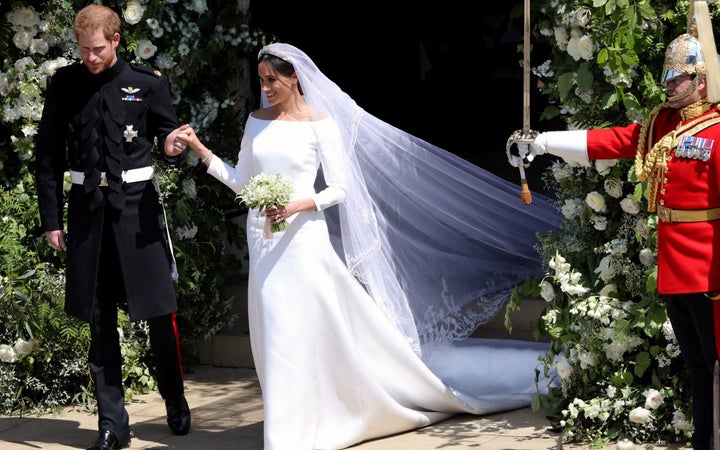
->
xmin=69 ymin=166 xmax=154 ymax=186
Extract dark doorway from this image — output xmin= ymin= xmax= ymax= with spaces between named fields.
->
xmin=250 ymin=1 xmax=556 ymax=194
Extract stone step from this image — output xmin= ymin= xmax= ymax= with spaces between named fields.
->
xmin=193 ymin=278 xmax=546 ymax=368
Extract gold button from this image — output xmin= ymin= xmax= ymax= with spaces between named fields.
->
xmin=659 ymin=199 xmax=665 ymax=205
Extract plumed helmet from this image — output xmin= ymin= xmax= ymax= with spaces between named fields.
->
xmin=662 ymin=33 xmax=705 ymax=83
xmin=661 ymin=1 xmax=720 ymax=103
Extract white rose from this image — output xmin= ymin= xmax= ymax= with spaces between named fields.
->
xmin=135 ymin=40 xmax=157 ymax=60
xmin=643 ymin=389 xmax=664 ymax=409
xmin=29 ymin=38 xmax=49 ymax=55
xmin=595 ymin=159 xmax=617 ymax=176
xmin=123 ymin=0 xmax=146 ymax=25
xmin=14 ymin=56 xmax=35 ymax=73
xmin=540 ymin=280 xmax=555 ymax=302
xmin=0 ymin=344 xmax=17 ymax=362
xmin=585 ymin=191 xmax=607 ymax=213
xmin=577 ymin=35 xmax=595 ymax=60
xmin=567 ymin=36 xmax=582 ymax=61
xmin=13 ymin=338 xmax=34 ymax=356
xmin=575 ymin=7 xmax=592 ymax=27
xmin=628 ymin=406 xmax=653 ymax=424
xmin=620 ymin=196 xmax=640 ymax=214
xmin=40 ymin=57 xmax=69 ymax=76
xmin=12 ymin=31 xmax=32 ymax=50
xmin=556 ymin=358 xmax=573 ymax=379
xmin=9 ymin=7 xmax=40 ymax=30
xmin=639 ymin=248 xmax=655 ymax=266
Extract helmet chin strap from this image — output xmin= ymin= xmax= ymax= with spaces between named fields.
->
xmin=666 ymin=76 xmax=700 ymax=102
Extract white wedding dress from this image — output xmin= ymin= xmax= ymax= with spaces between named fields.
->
xmin=205 ymin=114 xmax=554 ymax=450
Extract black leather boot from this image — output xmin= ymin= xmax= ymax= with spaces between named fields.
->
xmin=165 ymin=394 xmax=191 ymax=435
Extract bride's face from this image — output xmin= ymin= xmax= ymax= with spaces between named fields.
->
xmin=258 ymin=61 xmax=298 ymax=106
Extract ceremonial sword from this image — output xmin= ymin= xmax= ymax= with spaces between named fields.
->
xmin=506 ymin=0 xmax=537 ymax=205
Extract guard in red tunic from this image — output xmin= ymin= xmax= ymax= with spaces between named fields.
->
xmin=518 ymin=2 xmax=720 ymax=449
xmin=35 ymin=5 xmax=191 ymax=450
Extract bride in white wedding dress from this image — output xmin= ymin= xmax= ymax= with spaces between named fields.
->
xmin=178 ymin=42 xmax=561 ymax=450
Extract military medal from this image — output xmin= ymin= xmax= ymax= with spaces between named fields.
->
xmin=676 ymin=135 xmax=713 ymax=161
xmin=124 ymin=124 xmax=138 ymax=142
xmin=121 ymin=86 xmax=142 ymax=102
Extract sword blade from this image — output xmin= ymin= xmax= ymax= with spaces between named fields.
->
xmin=523 ymin=0 xmax=531 ymax=132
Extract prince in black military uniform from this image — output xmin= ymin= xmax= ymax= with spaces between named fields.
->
xmin=35 ymin=5 xmax=190 ymax=450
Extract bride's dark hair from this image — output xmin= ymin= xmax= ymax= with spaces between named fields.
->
xmin=258 ymin=52 xmax=303 ymax=95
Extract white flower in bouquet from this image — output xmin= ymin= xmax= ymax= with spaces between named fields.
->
xmin=238 ymin=173 xmax=294 ymax=233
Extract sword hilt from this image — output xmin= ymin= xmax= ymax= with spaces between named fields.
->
xmin=506 ymin=129 xmax=538 ymax=205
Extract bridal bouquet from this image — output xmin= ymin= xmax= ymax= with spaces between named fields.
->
xmin=238 ymin=173 xmax=294 ymax=234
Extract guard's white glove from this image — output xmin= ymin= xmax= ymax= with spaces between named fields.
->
xmin=526 ymin=130 xmax=590 ymax=166
xmin=515 ymin=138 xmax=546 ymax=162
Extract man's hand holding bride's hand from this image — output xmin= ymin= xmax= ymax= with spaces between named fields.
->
xmin=165 ymin=125 xmax=191 ymax=157
xmin=174 ymin=124 xmax=201 ymax=153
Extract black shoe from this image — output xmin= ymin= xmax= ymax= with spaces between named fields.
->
xmin=165 ymin=394 xmax=191 ymax=435
xmin=86 ymin=429 xmax=130 ymax=450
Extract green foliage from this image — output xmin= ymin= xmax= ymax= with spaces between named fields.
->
xmin=508 ymin=0 xmax=718 ymax=445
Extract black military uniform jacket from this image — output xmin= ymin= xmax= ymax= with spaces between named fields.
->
xmin=35 ymin=58 xmax=184 ymax=322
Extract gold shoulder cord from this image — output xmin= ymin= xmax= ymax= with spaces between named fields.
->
xmin=634 ymin=105 xmax=720 ymax=212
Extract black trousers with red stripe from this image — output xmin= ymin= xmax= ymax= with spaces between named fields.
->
xmin=87 ymin=221 xmax=185 ymax=444
xmin=665 ymin=294 xmax=717 ymax=450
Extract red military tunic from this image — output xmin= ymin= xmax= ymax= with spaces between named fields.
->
xmin=585 ymin=106 xmax=720 ymax=295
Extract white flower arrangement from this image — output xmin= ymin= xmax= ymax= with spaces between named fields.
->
xmin=238 ymin=173 xmax=294 ymax=233
xmin=508 ymin=0 xmax=710 ymax=446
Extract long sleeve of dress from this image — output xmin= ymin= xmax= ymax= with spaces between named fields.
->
xmin=311 ymin=117 xmax=347 ymax=210
xmin=207 ymin=116 xmax=348 ymax=211
xmin=206 ymin=133 xmax=252 ymax=194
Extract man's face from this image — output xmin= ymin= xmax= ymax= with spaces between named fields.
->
xmin=664 ymin=73 xmax=705 ymax=108
xmin=77 ymin=29 xmax=118 ymax=75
